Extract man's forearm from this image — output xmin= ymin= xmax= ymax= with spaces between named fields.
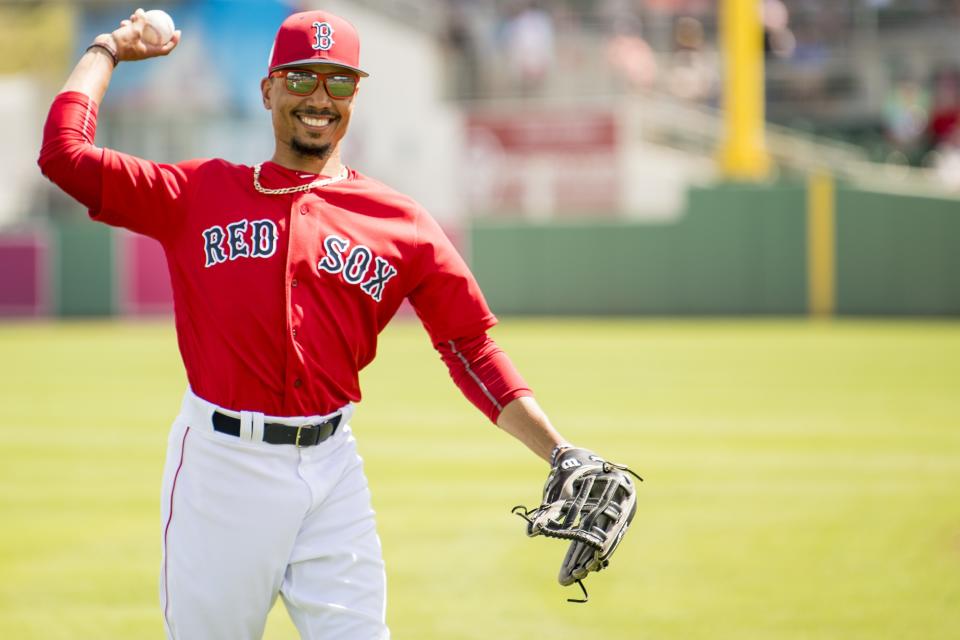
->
xmin=61 ymin=35 xmax=117 ymax=104
xmin=496 ymin=396 xmax=571 ymax=463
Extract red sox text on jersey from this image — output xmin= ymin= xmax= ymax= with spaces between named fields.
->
xmin=202 ymin=221 xmax=399 ymax=303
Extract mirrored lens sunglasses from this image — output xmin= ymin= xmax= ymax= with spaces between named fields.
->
xmin=270 ymin=69 xmax=359 ymax=99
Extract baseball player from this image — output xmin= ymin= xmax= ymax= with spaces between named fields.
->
xmin=38 ymin=9 xmax=637 ymax=640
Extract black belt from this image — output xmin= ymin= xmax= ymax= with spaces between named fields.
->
xmin=212 ymin=411 xmax=341 ymax=447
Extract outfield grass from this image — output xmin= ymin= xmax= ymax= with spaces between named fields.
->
xmin=1 ymin=318 xmax=959 ymax=639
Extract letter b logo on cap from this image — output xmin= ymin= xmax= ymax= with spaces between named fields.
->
xmin=312 ymin=21 xmax=335 ymax=50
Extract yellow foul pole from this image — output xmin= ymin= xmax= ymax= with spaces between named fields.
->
xmin=806 ymin=171 xmax=836 ymax=317
xmin=719 ymin=0 xmax=770 ymax=180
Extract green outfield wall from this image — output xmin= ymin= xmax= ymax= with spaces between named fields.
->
xmin=52 ymin=219 xmax=116 ymax=316
xmin=469 ymin=183 xmax=960 ymax=315
xmin=835 ymin=189 xmax=960 ymax=314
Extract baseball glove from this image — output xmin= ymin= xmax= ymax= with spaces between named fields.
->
xmin=512 ymin=447 xmax=641 ymax=602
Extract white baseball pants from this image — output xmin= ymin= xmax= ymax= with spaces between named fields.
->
xmin=159 ymin=389 xmax=388 ymax=639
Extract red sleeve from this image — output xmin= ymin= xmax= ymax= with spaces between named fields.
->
xmin=407 ymin=210 xmax=497 ymax=343
xmin=436 ymin=332 xmax=533 ymax=423
xmin=37 ymin=92 xmax=105 ymax=210
xmin=38 ymin=91 xmax=195 ymax=242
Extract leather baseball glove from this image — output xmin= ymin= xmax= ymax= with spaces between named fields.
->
xmin=513 ymin=447 xmax=641 ymax=602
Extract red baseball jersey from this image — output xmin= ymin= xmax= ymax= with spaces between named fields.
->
xmin=40 ymin=92 xmax=519 ymax=417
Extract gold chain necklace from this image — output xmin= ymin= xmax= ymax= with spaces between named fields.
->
xmin=252 ymin=163 xmax=349 ymax=195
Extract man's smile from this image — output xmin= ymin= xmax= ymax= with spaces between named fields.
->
xmin=296 ymin=112 xmax=337 ymax=130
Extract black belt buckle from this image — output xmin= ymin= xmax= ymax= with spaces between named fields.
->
xmin=285 ymin=419 xmax=336 ymax=447
xmin=294 ymin=423 xmax=324 ymax=448
xmin=295 ymin=424 xmax=307 ymax=448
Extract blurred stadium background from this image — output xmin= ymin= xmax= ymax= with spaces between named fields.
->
xmin=1 ymin=0 xmax=959 ymax=315
xmin=1 ymin=1 xmax=959 ymax=639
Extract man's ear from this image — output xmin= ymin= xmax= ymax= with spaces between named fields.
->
xmin=261 ymin=77 xmax=272 ymax=110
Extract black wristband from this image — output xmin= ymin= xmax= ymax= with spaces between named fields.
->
xmin=86 ymin=42 xmax=119 ymax=67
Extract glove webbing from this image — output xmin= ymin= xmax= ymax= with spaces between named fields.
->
xmin=562 ymin=474 xmax=595 ymax=529
xmin=577 ymin=476 xmax=622 ymax=549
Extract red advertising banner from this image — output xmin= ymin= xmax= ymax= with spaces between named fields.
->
xmin=465 ymin=109 xmax=620 ymax=216
xmin=0 ymin=230 xmax=49 ymax=317
xmin=117 ymin=231 xmax=174 ymax=315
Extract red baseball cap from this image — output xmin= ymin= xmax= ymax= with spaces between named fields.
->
xmin=268 ymin=11 xmax=369 ymax=77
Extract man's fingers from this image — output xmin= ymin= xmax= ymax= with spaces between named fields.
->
xmin=159 ymin=31 xmax=181 ymax=56
xmin=129 ymin=9 xmax=145 ymax=30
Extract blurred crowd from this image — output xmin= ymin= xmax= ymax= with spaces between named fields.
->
xmin=438 ymin=0 xmax=960 ymax=171
xmin=440 ymin=0 xmax=719 ymax=100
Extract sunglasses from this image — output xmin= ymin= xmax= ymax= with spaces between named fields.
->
xmin=270 ymin=69 xmax=359 ymax=99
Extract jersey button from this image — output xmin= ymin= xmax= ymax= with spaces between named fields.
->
xmin=291 ymin=279 xmax=298 ymax=288
xmin=293 ymin=378 xmax=303 ymax=389
xmin=292 ymin=328 xmax=298 ymax=337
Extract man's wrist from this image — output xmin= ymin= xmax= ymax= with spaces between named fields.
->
xmin=87 ymin=35 xmax=119 ymax=66
xmin=549 ymin=443 xmax=574 ymax=466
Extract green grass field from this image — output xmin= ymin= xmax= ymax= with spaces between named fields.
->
xmin=1 ymin=318 xmax=959 ymax=639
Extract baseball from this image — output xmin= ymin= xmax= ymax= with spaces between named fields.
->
xmin=142 ymin=9 xmax=175 ymax=46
